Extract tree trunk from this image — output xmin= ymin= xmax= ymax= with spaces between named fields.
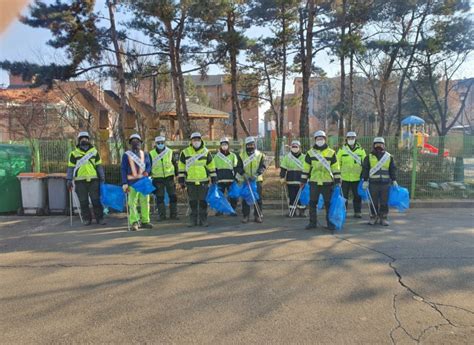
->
xmin=338 ymin=0 xmax=347 ymax=140
xmin=107 ymin=0 xmax=126 ymax=146
xmin=227 ymin=10 xmax=249 ymax=139
xmin=299 ymin=0 xmax=314 ymax=143
xmin=276 ymin=7 xmax=288 ymax=168
xmin=348 ymin=44 xmax=354 ymax=131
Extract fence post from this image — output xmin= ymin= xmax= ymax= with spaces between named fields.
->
xmin=410 ymin=143 xmax=417 ymax=199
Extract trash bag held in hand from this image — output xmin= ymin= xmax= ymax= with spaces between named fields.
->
xmin=228 ymin=181 xmax=242 ymax=199
xmin=300 ymin=183 xmax=310 ymax=206
xmin=388 ymin=186 xmax=410 ymax=212
xmin=317 ymin=194 xmax=324 ymax=210
xmin=164 ymin=189 xmax=170 ymax=206
xmin=100 ymin=183 xmax=125 ymax=212
xmin=206 ymin=184 xmax=236 ymax=215
xmin=240 ymin=180 xmax=260 ymax=206
xmin=358 ymin=179 xmax=369 ymax=202
xmin=132 ymin=177 xmax=156 ymax=195
xmin=328 ymin=185 xmax=347 ymax=231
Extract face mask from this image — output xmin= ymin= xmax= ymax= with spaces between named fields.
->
xmin=131 ymin=141 xmax=141 ymax=150
xmin=192 ymin=141 xmax=201 ymax=149
xmin=156 ymin=143 xmax=165 ymax=150
xmin=79 ymin=141 xmax=90 ymax=150
xmin=291 ymin=147 xmax=299 ymax=153
xmin=374 ymin=145 xmax=384 ymax=152
xmin=221 ymin=144 xmax=229 ymax=151
xmin=316 ymin=139 xmax=325 ymax=147
xmin=347 ymin=139 xmax=355 ymax=146
xmin=246 ymin=145 xmax=255 ymax=152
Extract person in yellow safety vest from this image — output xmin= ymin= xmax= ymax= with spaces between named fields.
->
xmin=240 ymin=136 xmax=266 ymax=224
xmin=301 ymin=130 xmax=341 ymax=231
xmin=362 ymin=137 xmax=397 ymax=226
xmin=212 ymin=137 xmax=243 ymax=215
xmin=280 ymin=140 xmax=306 ymax=218
xmin=66 ymin=131 xmax=105 ymax=225
xmin=178 ymin=132 xmax=217 ymax=227
xmin=150 ymin=136 xmax=179 ymax=221
xmin=336 ymin=131 xmax=367 ymax=218
xmin=121 ymin=134 xmax=153 ymax=231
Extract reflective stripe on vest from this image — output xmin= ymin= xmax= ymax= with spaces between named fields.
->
xmin=310 ymin=149 xmax=333 ymax=178
xmin=287 ymin=153 xmax=304 ymax=170
xmin=186 ymin=149 xmax=208 ymax=171
xmin=152 ymin=147 xmax=171 ymax=167
xmin=342 ymin=146 xmax=361 ymax=165
xmin=126 ymin=150 xmax=145 ymax=178
xmin=369 ymin=152 xmax=390 ymax=177
xmin=216 ymin=152 xmax=234 ymax=169
xmin=72 ymin=148 xmax=97 ymax=183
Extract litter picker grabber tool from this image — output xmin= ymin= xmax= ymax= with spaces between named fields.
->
xmin=367 ymin=187 xmax=378 ymax=218
xmin=69 ymin=189 xmax=73 ymax=227
xmin=71 ymin=188 xmax=84 ymax=224
xmin=247 ymin=180 xmax=263 ymax=220
xmin=289 ymin=186 xmax=303 ymax=218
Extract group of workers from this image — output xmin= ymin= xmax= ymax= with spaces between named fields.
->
xmin=66 ymin=129 xmax=397 ymax=231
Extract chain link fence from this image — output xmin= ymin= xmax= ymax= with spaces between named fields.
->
xmin=2 ymin=135 xmax=473 ymax=199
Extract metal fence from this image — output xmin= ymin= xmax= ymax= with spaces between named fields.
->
xmin=2 ymin=135 xmax=473 ymax=199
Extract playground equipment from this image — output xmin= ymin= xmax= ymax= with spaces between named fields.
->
xmin=400 ymin=115 xmax=448 ymax=157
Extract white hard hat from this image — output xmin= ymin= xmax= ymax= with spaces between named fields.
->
xmin=129 ymin=133 xmax=142 ymax=142
xmin=245 ymin=136 xmax=256 ymax=144
xmin=220 ymin=137 xmax=230 ymax=144
xmin=314 ymin=130 xmax=326 ymax=138
xmin=77 ymin=131 xmax=90 ymax=139
xmin=373 ymin=137 xmax=385 ymax=144
xmin=155 ymin=136 xmax=166 ymax=142
xmin=190 ymin=132 xmax=202 ymax=139
xmin=346 ymin=131 xmax=357 ymax=137
xmin=291 ymin=140 xmax=301 ymax=146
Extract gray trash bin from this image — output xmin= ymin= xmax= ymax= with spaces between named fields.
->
xmin=17 ymin=173 xmax=47 ymax=216
xmin=46 ymin=173 xmax=69 ymax=215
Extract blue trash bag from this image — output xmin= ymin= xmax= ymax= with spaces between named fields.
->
xmin=206 ymin=184 xmax=236 ymax=215
xmin=300 ymin=184 xmax=323 ymax=209
xmin=100 ymin=183 xmax=125 ymax=212
xmin=132 ymin=177 xmax=156 ymax=195
xmin=240 ymin=180 xmax=260 ymax=206
xmin=328 ymin=185 xmax=347 ymax=231
xmin=358 ymin=179 xmax=369 ymax=202
xmin=228 ymin=181 xmax=242 ymax=199
xmin=300 ymin=183 xmax=310 ymax=206
xmin=388 ymin=186 xmax=410 ymax=212
xmin=318 ymin=194 xmax=324 ymax=210
xmin=164 ymin=189 xmax=170 ymax=206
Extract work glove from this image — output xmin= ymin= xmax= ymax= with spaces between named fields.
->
xmin=143 ymin=172 xmax=149 ymax=177
xmin=66 ymin=180 xmax=73 ymax=191
xmin=122 ymin=184 xmax=129 ymax=193
xmin=280 ymin=178 xmax=286 ymax=185
xmin=392 ymin=181 xmax=398 ymax=188
xmin=362 ymin=181 xmax=369 ymax=190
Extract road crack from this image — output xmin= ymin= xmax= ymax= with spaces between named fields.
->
xmin=334 ymin=235 xmax=473 ymax=344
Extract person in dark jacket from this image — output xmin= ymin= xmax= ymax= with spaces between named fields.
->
xmin=280 ymin=140 xmax=306 ymax=217
xmin=361 ymin=137 xmax=397 ymax=226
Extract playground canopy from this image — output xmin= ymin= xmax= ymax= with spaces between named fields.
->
xmin=401 ymin=115 xmax=425 ymax=126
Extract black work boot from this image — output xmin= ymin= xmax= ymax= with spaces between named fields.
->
xmin=380 ymin=216 xmax=389 ymax=226
xmin=131 ymin=222 xmax=139 ymax=231
xmin=368 ymin=216 xmax=378 ymax=225
xmin=242 ymin=215 xmax=250 ymax=223
xmin=305 ymin=223 xmax=317 ymax=230
xmin=298 ymin=209 xmax=306 ymax=218
xmin=140 ymin=222 xmax=154 ymax=229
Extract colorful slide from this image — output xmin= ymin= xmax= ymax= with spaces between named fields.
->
xmin=423 ymin=143 xmax=449 ymax=157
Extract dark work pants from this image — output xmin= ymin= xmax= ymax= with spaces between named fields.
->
xmin=368 ymin=183 xmax=390 ymax=218
xmin=308 ymin=183 xmax=333 ymax=226
xmin=217 ymin=182 xmax=238 ymax=209
xmin=153 ymin=177 xmax=177 ymax=218
xmin=287 ymin=184 xmax=305 ymax=210
xmin=342 ymin=180 xmax=362 ymax=214
xmin=242 ymin=181 xmax=263 ymax=218
xmin=75 ymin=179 xmax=103 ymax=221
xmin=186 ymin=182 xmax=209 ymax=223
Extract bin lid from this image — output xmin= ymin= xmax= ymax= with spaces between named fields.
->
xmin=17 ymin=172 xmax=47 ymax=179
xmin=47 ymin=173 xmax=67 ymax=178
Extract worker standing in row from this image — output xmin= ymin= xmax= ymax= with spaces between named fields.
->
xmin=66 ymin=131 xmax=105 ymax=225
xmin=213 ymin=137 xmax=242 ymax=215
xmin=337 ymin=132 xmax=366 ymax=218
xmin=362 ymin=137 xmax=397 ymax=226
xmin=150 ymin=136 xmax=179 ymax=221
xmin=240 ymin=137 xmax=266 ymax=223
xmin=280 ymin=140 xmax=306 ymax=218
xmin=178 ymin=132 xmax=217 ymax=227
xmin=301 ymin=131 xmax=341 ymax=230
xmin=121 ymin=134 xmax=153 ymax=231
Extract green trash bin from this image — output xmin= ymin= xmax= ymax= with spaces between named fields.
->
xmin=0 ymin=144 xmax=32 ymax=213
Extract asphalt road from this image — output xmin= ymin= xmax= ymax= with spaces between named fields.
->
xmin=0 ymin=208 xmax=473 ymax=344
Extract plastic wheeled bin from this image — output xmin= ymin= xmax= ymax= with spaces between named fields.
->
xmin=0 ymin=144 xmax=31 ymax=213
xmin=17 ymin=172 xmax=48 ymax=216
xmin=46 ymin=173 xmax=69 ymax=215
